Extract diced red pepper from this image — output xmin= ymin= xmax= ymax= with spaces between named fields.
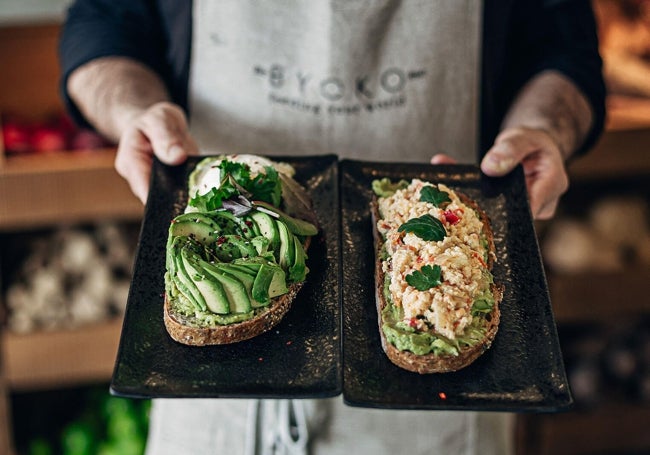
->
xmin=443 ymin=210 xmax=460 ymax=225
xmin=409 ymin=318 xmax=418 ymax=328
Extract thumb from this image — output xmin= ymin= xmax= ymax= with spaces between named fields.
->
xmin=480 ymin=128 xmax=538 ymax=177
xmin=480 ymin=140 xmax=521 ymax=177
xmin=139 ymin=102 xmax=196 ymax=165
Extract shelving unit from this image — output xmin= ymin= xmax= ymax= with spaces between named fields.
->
xmin=514 ymin=99 xmax=650 ymax=454
xmin=1 ymin=318 xmax=123 ymax=391
xmin=0 ymin=22 xmax=143 ymax=453
xmin=0 ymin=148 xmax=143 ymax=230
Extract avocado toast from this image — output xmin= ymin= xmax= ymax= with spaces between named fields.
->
xmin=371 ymin=178 xmax=502 ymax=373
xmin=164 ymin=155 xmax=318 ymax=345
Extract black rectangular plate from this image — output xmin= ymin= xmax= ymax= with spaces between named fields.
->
xmin=340 ymin=159 xmax=572 ymax=412
xmin=111 ymin=154 xmax=341 ymax=399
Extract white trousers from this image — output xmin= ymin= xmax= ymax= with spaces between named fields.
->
xmin=145 ymin=397 xmax=514 ymax=455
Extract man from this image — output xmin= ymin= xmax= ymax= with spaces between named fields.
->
xmin=59 ymin=1 xmax=605 ymax=453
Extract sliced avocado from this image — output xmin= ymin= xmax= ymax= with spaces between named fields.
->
xmin=267 ymin=265 xmax=289 ymax=298
xmin=169 ymin=239 xmax=207 ymax=312
xmin=181 ymin=252 xmax=230 ymax=314
xmin=242 ymin=215 xmax=261 ymax=237
xmin=203 ymin=268 xmax=252 ymax=314
xmin=253 ymin=201 xmax=318 ymax=237
xmin=289 ymin=235 xmax=307 ymax=283
xmin=217 ymin=262 xmax=259 ymax=277
xmin=250 ymin=211 xmax=280 ymax=257
xmin=276 ymin=220 xmax=295 ymax=271
xmin=212 ymin=263 xmax=256 ymax=301
xmin=252 ymin=263 xmax=288 ymax=304
xmin=212 ymin=235 xmax=258 ymax=262
xmin=169 ymin=212 xmax=223 ymax=247
xmin=230 ymin=259 xmax=262 ymax=274
xmin=250 ymin=236 xmax=270 ymax=256
xmin=208 ymin=210 xmax=250 ymax=237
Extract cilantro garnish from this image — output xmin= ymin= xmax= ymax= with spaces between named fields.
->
xmin=189 ymin=161 xmax=282 ymax=212
xmin=397 ymin=214 xmax=446 ymax=241
xmin=420 ymin=185 xmax=451 ymax=207
xmin=406 ymin=264 xmax=443 ymax=291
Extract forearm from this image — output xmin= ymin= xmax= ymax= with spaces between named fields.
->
xmin=67 ymin=56 xmax=171 ymax=142
xmin=500 ymin=70 xmax=595 ymax=160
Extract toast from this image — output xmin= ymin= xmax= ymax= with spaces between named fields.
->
xmin=163 ymin=155 xmax=318 ymax=346
xmin=371 ymin=178 xmax=502 ymax=373
xmin=164 ymin=279 xmax=304 ymax=346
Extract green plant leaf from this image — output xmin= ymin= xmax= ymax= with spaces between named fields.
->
xmin=420 ymin=185 xmax=451 ymax=207
xmin=405 ymin=264 xmax=443 ymax=291
xmin=397 ymin=214 xmax=446 ymax=241
xmin=189 ymin=161 xmax=282 ymax=212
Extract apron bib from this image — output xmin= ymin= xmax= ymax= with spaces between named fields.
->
xmin=188 ymin=0 xmax=482 ymax=163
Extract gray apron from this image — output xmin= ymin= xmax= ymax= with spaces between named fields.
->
xmin=146 ymin=2 xmax=514 ymax=454
xmin=188 ymin=0 xmax=481 ymax=163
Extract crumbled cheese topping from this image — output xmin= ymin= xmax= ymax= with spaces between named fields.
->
xmin=377 ymin=179 xmax=490 ymax=340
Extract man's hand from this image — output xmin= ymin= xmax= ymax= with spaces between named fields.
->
xmin=67 ymin=57 xmax=197 ymax=204
xmin=432 ymin=70 xmax=594 ymax=220
xmin=115 ymin=102 xmax=197 ymax=203
xmin=481 ymin=127 xmax=568 ymax=219
xmin=430 ymin=126 xmax=569 ymax=220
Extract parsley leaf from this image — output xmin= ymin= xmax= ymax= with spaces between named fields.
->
xmin=406 ymin=264 xmax=443 ymax=291
xmin=189 ymin=161 xmax=282 ymax=212
xmin=420 ymin=185 xmax=451 ymax=207
xmin=397 ymin=214 xmax=446 ymax=241
xmin=250 ymin=165 xmax=282 ymax=207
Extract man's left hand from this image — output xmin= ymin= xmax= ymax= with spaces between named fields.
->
xmin=431 ymin=126 xmax=569 ymax=220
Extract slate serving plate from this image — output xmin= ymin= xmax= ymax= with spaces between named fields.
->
xmin=111 ymin=154 xmax=341 ymax=399
xmin=340 ymin=159 xmax=572 ymax=412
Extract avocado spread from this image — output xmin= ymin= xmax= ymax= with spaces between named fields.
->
xmin=380 ymin=275 xmax=495 ymax=356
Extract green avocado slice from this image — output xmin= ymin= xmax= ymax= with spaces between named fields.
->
xmin=276 ymin=219 xmax=295 ymax=271
xmin=253 ymin=201 xmax=318 ymax=237
xmin=181 ymin=253 xmax=230 ymax=315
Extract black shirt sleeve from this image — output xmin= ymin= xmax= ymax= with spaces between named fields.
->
xmin=500 ymin=0 xmax=607 ymax=156
xmin=58 ymin=0 xmax=170 ymax=128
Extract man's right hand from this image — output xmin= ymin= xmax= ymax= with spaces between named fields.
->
xmin=114 ymin=102 xmax=197 ymax=203
xmin=66 ymin=57 xmax=197 ymax=204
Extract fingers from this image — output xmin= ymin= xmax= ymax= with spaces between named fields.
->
xmin=481 ymin=129 xmax=533 ymax=177
xmin=115 ymin=102 xmax=196 ymax=204
xmin=115 ymin=128 xmax=154 ymax=204
xmin=525 ymin=151 xmax=569 ymax=219
xmin=137 ymin=102 xmax=197 ymax=165
xmin=481 ymin=127 xmax=569 ymax=220
xmin=430 ymin=153 xmax=457 ymax=165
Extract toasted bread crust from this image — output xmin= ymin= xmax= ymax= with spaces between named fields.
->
xmin=164 ymin=282 xmax=303 ymax=345
xmin=371 ymin=189 xmax=502 ymax=374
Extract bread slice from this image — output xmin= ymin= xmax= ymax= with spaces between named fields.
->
xmin=372 ymin=187 xmax=503 ymax=374
xmin=163 ymin=155 xmax=316 ymax=346
xmin=164 ymin=281 xmax=303 ymax=345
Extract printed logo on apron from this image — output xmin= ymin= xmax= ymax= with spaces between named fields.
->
xmin=189 ymin=0 xmax=482 ymax=163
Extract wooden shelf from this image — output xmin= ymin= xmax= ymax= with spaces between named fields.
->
xmin=0 ymin=149 xmax=143 ymax=231
xmin=1 ymin=318 xmax=123 ymax=391
xmin=605 ymin=95 xmax=650 ymax=132
xmin=548 ymin=267 xmax=650 ymax=324
xmin=568 ymin=128 xmax=650 ymax=180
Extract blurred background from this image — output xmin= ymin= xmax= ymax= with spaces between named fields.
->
xmin=0 ymin=1 xmax=649 ymax=454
